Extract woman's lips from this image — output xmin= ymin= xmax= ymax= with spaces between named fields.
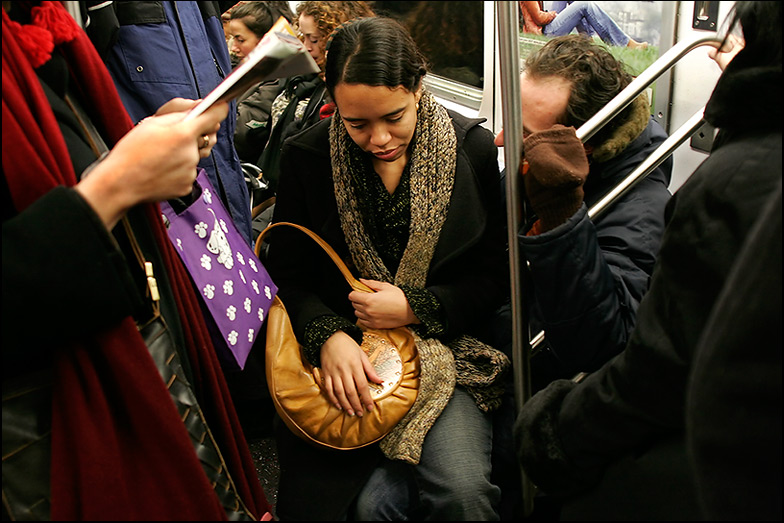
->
xmin=373 ymin=146 xmax=399 ymax=161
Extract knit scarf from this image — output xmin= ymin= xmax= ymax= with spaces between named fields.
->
xmin=329 ymin=89 xmax=510 ymax=464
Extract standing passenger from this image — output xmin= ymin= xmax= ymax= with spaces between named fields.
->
xmin=85 ymin=1 xmax=254 ymax=245
xmin=2 ymin=2 xmax=270 ymax=520
xmin=227 ymin=1 xmax=296 ymax=163
xmin=255 ymin=1 xmax=375 ymax=192
xmin=265 ymin=16 xmax=510 ymax=521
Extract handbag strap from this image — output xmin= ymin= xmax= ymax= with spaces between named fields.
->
xmin=255 ymin=221 xmax=373 ymax=293
xmin=64 ymin=94 xmax=161 ymax=315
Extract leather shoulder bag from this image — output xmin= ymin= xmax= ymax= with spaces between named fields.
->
xmin=256 ymin=222 xmax=420 ymax=450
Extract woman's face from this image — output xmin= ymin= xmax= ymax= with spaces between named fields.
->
xmin=228 ymin=18 xmax=261 ymax=62
xmin=334 ymin=83 xmax=421 ymax=166
xmin=297 ymin=14 xmax=325 ymax=63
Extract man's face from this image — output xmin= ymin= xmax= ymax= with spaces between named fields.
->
xmin=494 ymin=72 xmax=572 ymax=146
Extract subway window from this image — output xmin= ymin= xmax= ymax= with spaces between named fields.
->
xmin=371 ymin=1 xmax=485 ymax=89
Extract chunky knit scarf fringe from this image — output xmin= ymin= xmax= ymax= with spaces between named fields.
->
xmin=329 ymin=89 xmax=509 ymax=464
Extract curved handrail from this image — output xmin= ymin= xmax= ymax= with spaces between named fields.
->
xmin=577 ymin=34 xmax=722 ymax=142
xmin=588 ymin=107 xmax=707 ymax=220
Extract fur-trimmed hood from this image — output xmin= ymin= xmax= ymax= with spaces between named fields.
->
xmin=591 ymin=94 xmax=651 ymax=163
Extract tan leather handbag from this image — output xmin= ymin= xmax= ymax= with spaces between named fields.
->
xmin=255 ymin=222 xmax=420 ymax=450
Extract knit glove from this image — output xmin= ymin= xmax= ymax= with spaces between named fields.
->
xmin=522 ymin=125 xmax=589 ymax=233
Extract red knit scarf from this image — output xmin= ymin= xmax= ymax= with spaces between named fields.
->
xmin=2 ymin=3 xmax=270 ymax=519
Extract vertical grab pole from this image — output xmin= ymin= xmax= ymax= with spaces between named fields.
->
xmin=496 ymin=2 xmax=535 ymax=517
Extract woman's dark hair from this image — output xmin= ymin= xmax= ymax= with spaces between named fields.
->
xmin=723 ymin=1 xmax=782 ymax=69
xmin=324 ymin=16 xmax=428 ymax=99
xmin=230 ymin=1 xmax=294 ymax=38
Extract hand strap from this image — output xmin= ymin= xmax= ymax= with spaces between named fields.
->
xmin=256 ymin=222 xmax=373 ymax=293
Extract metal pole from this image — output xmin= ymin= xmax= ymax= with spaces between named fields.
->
xmin=589 ymin=108 xmax=707 ymax=220
xmin=496 ymin=1 xmax=535 ymax=517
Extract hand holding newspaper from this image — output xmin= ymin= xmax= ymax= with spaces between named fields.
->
xmin=185 ymin=17 xmax=319 ymax=121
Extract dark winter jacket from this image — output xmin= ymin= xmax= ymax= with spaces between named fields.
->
xmin=265 ymin=110 xmax=508 ymax=520
xmin=86 ymin=1 xmax=253 ymax=244
xmin=515 ymin=53 xmax=782 ymax=520
xmin=524 ymin=115 xmax=672 ymax=389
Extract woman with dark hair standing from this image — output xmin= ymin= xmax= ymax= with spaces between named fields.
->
xmin=255 ymin=1 xmax=376 ymax=190
xmin=265 ymin=16 xmax=510 ymax=521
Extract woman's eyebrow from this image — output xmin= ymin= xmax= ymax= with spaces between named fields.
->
xmin=342 ymin=107 xmax=406 ymax=122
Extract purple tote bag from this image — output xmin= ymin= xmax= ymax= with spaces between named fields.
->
xmin=160 ymin=169 xmax=277 ymax=369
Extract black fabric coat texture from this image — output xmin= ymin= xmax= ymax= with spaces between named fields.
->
xmin=515 ymin=54 xmax=782 ymax=521
xmin=265 ymin=109 xmax=509 ymax=520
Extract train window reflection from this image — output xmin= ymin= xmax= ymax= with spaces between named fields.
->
xmin=372 ymin=1 xmax=485 ymax=89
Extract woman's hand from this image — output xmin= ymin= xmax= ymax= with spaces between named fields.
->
xmin=75 ymin=100 xmax=229 ymax=229
xmin=708 ymin=34 xmax=744 ymax=71
xmin=319 ymin=330 xmax=382 ymax=416
xmin=349 ymin=279 xmax=419 ymax=329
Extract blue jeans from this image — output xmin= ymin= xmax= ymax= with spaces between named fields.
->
xmin=550 ymin=1 xmax=595 ymax=37
xmin=543 ymin=1 xmax=630 ymax=47
xmin=353 ymin=387 xmax=501 ymax=520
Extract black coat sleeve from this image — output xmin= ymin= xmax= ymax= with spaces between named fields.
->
xmin=2 ymin=186 xmax=143 ymax=374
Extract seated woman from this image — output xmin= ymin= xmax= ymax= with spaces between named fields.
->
xmin=520 ymin=1 xmax=648 ymax=49
xmin=264 ymin=16 xmax=510 ymax=521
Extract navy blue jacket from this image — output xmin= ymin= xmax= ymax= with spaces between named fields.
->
xmin=89 ymin=1 xmax=253 ymax=244
xmin=523 ymin=117 xmax=672 ymax=388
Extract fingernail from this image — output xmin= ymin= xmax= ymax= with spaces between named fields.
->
xmin=347 ymin=410 xmax=355 ymax=417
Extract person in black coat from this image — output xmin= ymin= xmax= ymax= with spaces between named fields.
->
xmin=265 ymin=16 xmax=510 ymax=520
xmin=515 ymin=2 xmax=782 ymax=519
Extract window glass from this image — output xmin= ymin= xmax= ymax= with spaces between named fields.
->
xmin=518 ymin=2 xmax=664 ymax=107
xmin=371 ymin=1 xmax=485 ymax=89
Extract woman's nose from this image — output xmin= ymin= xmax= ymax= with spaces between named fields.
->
xmin=370 ymin=126 xmax=391 ymax=146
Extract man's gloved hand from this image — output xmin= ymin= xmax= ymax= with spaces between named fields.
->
xmin=522 ymin=124 xmax=589 ymax=233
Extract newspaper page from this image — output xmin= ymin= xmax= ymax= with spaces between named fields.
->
xmin=185 ymin=17 xmax=319 ymax=121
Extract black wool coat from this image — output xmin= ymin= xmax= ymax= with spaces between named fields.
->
xmin=265 ymin=109 xmax=509 ymax=520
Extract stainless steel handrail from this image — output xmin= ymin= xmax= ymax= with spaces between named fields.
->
xmin=577 ymin=34 xmax=722 ymax=142
xmin=588 ymin=107 xmax=707 ymax=220
xmin=496 ymin=2 xmax=536 ymax=517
